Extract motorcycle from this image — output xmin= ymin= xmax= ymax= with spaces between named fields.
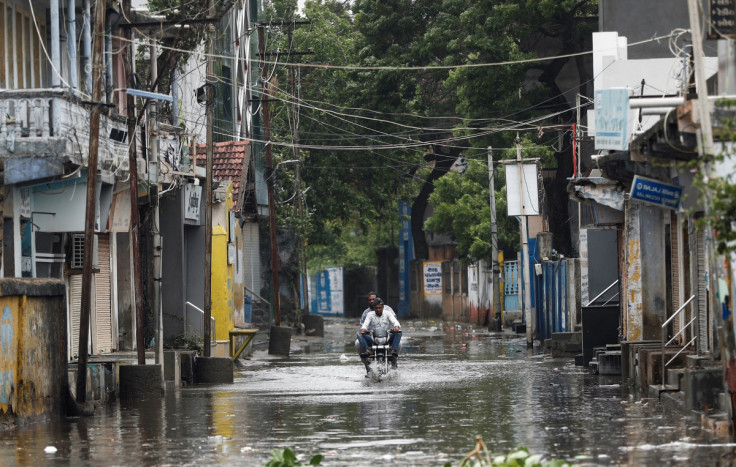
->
xmin=364 ymin=327 xmax=397 ymax=380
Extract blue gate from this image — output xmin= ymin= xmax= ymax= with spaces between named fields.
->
xmin=536 ymin=260 xmax=569 ymax=342
xmin=503 ymin=261 xmax=519 ymax=312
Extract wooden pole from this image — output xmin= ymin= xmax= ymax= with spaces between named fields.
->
xmin=203 ymin=0 xmax=215 ymax=356
xmin=122 ymin=0 xmax=145 ymax=365
xmin=76 ymin=0 xmax=106 ymax=403
xmin=259 ymin=25 xmax=281 ymax=325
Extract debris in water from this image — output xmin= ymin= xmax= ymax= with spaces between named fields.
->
xmin=44 ymin=446 xmax=57 ymax=454
xmin=339 ymin=354 xmax=350 ymax=362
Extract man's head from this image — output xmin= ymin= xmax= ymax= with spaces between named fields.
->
xmin=372 ymin=297 xmax=384 ymax=316
xmin=367 ymin=291 xmax=377 ymax=309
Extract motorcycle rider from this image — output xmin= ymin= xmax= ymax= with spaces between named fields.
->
xmin=355 ymin=292 xmax=398 ymax=355
xmin=358 ymin=298 xmax=401 ymax=369
xmin=360 ymin=291 xmax=397 ymax=325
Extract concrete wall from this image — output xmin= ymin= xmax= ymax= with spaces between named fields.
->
xmin=0 ymin=278 xmax=66 ymax=424
xmin=211 ymin=184 xmax=237 ymax=342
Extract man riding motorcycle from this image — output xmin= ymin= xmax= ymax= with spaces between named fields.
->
xmin=357 ymin=298 xmax=401 ymax=371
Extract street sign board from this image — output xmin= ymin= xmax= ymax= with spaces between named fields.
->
xmin=594 ymin=88 xmax=629 ymax=150
xmin=629 ymin=175 xmax=683 ymax=210
xmin=505 ymin=163 xmax=540 ymax=216
xmin=708 ymin=0 xmax=736 ymax=38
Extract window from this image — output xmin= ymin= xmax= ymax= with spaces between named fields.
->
xmin=0 ymin=0 xmax=46 ymax=89
xmin=71 ymin=234 xmax=84 ymax=269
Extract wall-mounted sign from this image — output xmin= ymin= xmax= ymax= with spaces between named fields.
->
xmin=184 ymin=184 xmax=202 ymax=222
xmin=423 ymin=261 xmax=442 ymax=295
xmin=708 ymin=0 xmax=736 ymax=38
xmin=629 ymin=175 xmax=683 ymax=210
xmin=595 ymin=88 xmax=629 ymax=150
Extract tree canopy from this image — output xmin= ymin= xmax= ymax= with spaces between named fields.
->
xmin=258 ymin=0 xmax=597 ymax=267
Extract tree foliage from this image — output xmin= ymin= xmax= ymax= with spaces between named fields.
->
xmin=260 ymin=0 xmax=596 ymax=267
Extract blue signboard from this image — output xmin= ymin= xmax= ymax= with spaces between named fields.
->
xmin=397 ymin=200 xmax=413 ymax=318
xmin=595 ymin=88 xmax=629 ymax=150
xmin=629 ymin=175 xmax=683 ymax=210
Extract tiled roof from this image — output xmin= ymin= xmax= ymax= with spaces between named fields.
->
xmin=196 ymin=141 xmax=250 ymax=202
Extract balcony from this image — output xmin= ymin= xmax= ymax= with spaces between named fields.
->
xmin=0 ymin=88 xmax=130 ymax=183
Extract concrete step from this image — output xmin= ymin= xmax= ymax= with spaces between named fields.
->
xmin=513 ymin=323 xmax=526 ymax=334
xmin=589 ymin=359 xmax=599 ymax=375
xmin=666 ymin=368 xmax=685 ymax=390
xmin=684 ymin=367 xmax=723 ymax=411
xmin=647 ymin=383 xmax=679 ymax=399
xmin=599 ymin=351 xmax=622 ymax=376
xmin=548 ymin=332 xmax=582 ymax=357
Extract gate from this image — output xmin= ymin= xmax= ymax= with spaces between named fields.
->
xmin=503 ymin=261 xmax=519 ymax=311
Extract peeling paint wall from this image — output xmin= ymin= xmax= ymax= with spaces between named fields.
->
xmin=625 ymin=202 xmax=643 ymax=341
xmin=624 ymin=202 xmax=667 ymax=341
xmin=0 ymin=278 xmax=66 ymax=424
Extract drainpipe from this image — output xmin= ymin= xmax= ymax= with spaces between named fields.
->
xmin=50 ymin=0 xmax=61 ymax=87
xmin=82 ymin=0 xmax=92 ymax=96
xmin=105 ymin=14 xmax=113 ymax=104
xmin=67 ymin=0 xmax=78 ymax=92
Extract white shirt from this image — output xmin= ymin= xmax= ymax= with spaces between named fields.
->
xmin=361 ymin=309 xmax=400 ymax=333
xmin=360 ymin=305 xmax=396 ymax=326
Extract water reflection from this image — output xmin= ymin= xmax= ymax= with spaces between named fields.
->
xmin=1 ymin=322 xmax=735 ymax=465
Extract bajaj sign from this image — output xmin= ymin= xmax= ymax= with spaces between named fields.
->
xmin=629 ymin=175 xmax=683 ymax=210
xmin=595 ymin=88 xmax=629 ymax=150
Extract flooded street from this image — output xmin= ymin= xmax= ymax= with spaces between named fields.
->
xmin=2 ymin=319 xmax=736 ymax=466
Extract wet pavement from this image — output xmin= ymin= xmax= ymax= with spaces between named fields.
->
xmin=2 ymin=319 xmax=736 ymax=466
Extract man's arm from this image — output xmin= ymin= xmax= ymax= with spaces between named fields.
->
xmin=360 ymin=313 xmax=373 ymax=333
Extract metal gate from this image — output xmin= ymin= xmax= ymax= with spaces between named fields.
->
xmin=536 ymin=260 xmax=569 ymax=342
xmin=503 ymin=261 xmax=519 ymax=311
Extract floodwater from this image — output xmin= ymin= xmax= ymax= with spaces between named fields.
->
xmin=2 ymin=320 xmax=736 ymax=466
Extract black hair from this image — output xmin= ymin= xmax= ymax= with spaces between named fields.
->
xmin=372 ymin=297 xmax=384 ymax=306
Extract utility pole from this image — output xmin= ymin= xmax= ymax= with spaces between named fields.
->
xmin=487 ymin=147 xmax=500 ymax=331
xmin=290 ymin=61 xmax=309 ymax=314
xmin=203 ymin=0 xmax=216 ymax=357
xmin=259 ymin=25 xmax=281 ymax=326
xmin=687 ymin=0 xmax=736 ymax=428
xmin=516 ymin=135 xmax=533 ymax=348
xmin=122 ymin=0 xmax=145 ymax=365
xmin=149 ymin=38 xmax=164 ymax=371
xmin=76 ymin=0 xmax=106 ymax=404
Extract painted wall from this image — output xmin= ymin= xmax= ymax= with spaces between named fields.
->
xmin=211 ymin=183 xmax=237 ymax=341
xmin=0 ymin=278 xmax=66 ymax=424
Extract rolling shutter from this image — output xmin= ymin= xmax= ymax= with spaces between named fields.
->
xmin=94 ymin=234 xmax=113 ymax=353
xmin=68 ymin=274 xmax=82 ymax=360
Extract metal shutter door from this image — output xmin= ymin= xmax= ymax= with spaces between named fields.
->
xmin=242 ymin=222 xmax=261 ymax=297
xmin=94 ymin=234 xmax=113 ymax=353
xmin=68 ymin=274 xmax=82 ymax=360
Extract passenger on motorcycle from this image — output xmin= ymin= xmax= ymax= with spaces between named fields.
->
xmin=358 ymin=298 xmax=401 ymax=362
xmin=355 ymin=292 xmax=398 ymax=355
xmin=360 ymin=291 xmax=397 ymax=325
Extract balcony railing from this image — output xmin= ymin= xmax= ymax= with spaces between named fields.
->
xmin=0 ymin=88 xmax=131 ymax=177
